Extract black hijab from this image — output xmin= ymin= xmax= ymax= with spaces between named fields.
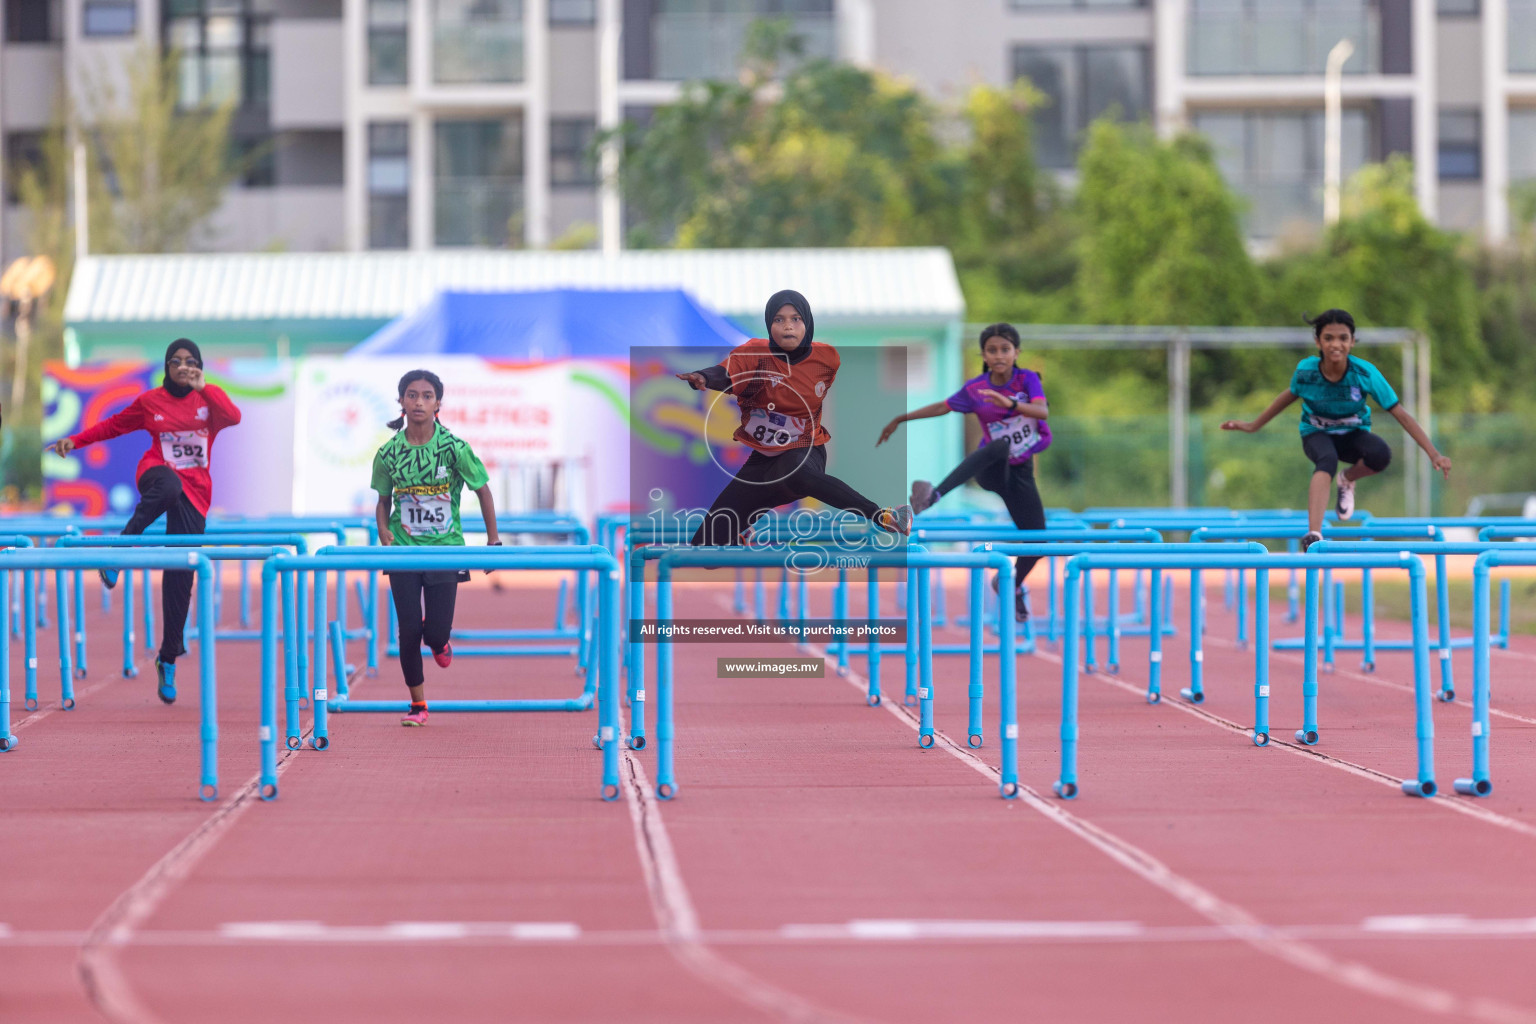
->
xmin=162 ymin=338 xmax=202 ymax=398
xmin=764 ymin=290 xmax=814 ymax=365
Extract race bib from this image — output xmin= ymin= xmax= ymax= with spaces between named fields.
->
xmin=1307 ymin=413 xmax=1364 ymax=434
xmin=159 ymin=430 xmax=209 ymax=471
xmin=744 ymin=407 xmax=808 ymax=450
xmin=985 ymin=414 xmax=1037 ymax=460
xmin=398 ymin=492 xmax=453 ymax=536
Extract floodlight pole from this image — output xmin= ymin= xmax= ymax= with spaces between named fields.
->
xmin=1168 ymin=330 xmax=1190 ymax=509
xmin=597 ymin=0 xmax=622 ymax=256
xmin=1323 ymin=38 xmax=1355 ymax=226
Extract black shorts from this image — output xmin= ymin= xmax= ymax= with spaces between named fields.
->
xmin=1301 ymin=430 xmax=1392 ymax=476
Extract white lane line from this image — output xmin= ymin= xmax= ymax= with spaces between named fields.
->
xmin=1214 ymin=634 xmax=1536 ymax=727
xmin=1092 ymin=646 xmax=1536 ymax=841
xmin=781 ymin=618 xmax=1536 ymax=1024
xmin=77 ymin=666 xmax=361 ymax=1024
xmin=214 ymin=921 xmax=583 ymax=942
xmin=13 ymin=917 xmax=1536 ymax=947
xmin=619 ymin=748 xmax=871 ymax=1024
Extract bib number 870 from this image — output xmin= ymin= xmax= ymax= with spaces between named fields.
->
xmin=751 ymin=424 xmax=792 ymax=446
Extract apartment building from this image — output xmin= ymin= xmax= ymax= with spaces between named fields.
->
xmin=2 ymin=0 xmax=1534 ymax=264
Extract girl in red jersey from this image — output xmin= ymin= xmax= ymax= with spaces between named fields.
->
xmin=48 ymin=339 xmax=242 ymax=703
xmin=677 ymin=290 xmax=912 ymax=545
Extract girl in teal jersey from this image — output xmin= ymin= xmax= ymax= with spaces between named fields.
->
xmin=1221 ymin=309 xmax=1451 ymax=550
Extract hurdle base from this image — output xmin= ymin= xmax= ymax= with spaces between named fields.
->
xmin=1453 ymin=777 xmax=1492 ymax=797
xmin=329 ymin=696 xmax=594 ymax=712
xmin=1401 ymin=778 xmax=1437 ymax=798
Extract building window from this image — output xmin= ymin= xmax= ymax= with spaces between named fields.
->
xmin=369 ymin=122 xmax=410 ymax=249
xmin=1193 ymin=108 xmax=1373 ymax=238
xmin=1187 ymin=0 xmax=1380 ymax=76
xmin=1437 ymin=0 xmax=1478 ymax=13
xmin=5 ymin=0 xmax=59 ymax=42
xmin=550 ymin=0 xmax=595 ymax=24
xmin=1009 ymin=0 xmax=1145 ymax=7
xmin=650 ymin=0 xmax=835 ymax=81
xmin=550 ymin=118 xmax=596 ymax=187
xmin=232 ymin=134 xmax=276 ymax=188
xmin=4 ymin=131 xmax=49 ymax=204
xmin=368 ymin=0 xmax=409 ymax=85
xmin=433 ymin=0 xmax=524 ymax=84
xmin=1508 ymin=110 xmax=1536 ymax=187
xmin=434 ymin=117 xmax=523 ymax=247
xmin=83 ymin=0 xmax=136 ymax=35
xmin=1012 ymin=44 xmax=1150 ymax=169
xmin=1513 ymin=0 xmax=1536 ymax=71
xmin=1438 ymin=111 xmax=1481 ymax=180
xmin=164 ymin=0 xmax=271 ymax=109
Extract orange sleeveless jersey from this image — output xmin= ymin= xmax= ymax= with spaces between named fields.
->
xmin=718 ymin=339 xmax=839 ymax=454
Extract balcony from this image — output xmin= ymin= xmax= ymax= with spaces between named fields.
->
xmin=435 ymin=178 xmax=521 ymax=246
xmin=433 ymin=0 xmax=523 ymax=84
xmin=651 ymin=7 xmax=835 ymax=81
xmin=1187 ymin=0 xmax=1380 ymax=76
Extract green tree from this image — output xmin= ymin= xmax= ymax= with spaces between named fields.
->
xmin=1265 ymin=156 xmax=1487 ymax=409
xmin=613 ymin=21 xmax=951 ymax=249
xmin=1075 ymin=120 xmax=1262 ymax=328
xmin=4 ymin=45 xmax=246 ymax=495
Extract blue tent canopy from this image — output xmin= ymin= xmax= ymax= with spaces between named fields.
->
xmin=349 ymin=287 xmax=749 ymax=358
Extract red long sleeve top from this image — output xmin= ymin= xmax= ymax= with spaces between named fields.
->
xmin=68 ymin=384 xmax=242 ymax=517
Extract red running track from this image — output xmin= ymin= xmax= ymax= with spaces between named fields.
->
xmin=2 ymin=572 xmax=1535 ymax=1023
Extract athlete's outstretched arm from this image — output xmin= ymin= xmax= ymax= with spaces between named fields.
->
xmin=877 ymin=400 xmax=951 ymax=446
xmin=48 ymin=395 xmax=147 ymax=456
xmin=375 ymin=494 xmax=394 ymax=546
xmin=677 ymin=365 xmax=732 ymax=393
xmin=472 ymin=484 xmax=500 ymax=574
xmin=1387 ymin=404 xmax=1453 ymax=478
xmin=1221 ymin=390 xmax=1296 ymax=434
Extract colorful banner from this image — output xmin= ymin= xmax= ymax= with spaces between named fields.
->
xmin=42 ymin=360 xmax=296 ymax=517
xmin=291 ymin=357 xmax=570 ymax=516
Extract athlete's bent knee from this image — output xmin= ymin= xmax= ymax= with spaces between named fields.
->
xmin=1362 ymin=444 xmax=1392 ymax=474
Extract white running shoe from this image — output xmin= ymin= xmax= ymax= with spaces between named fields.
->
xmin=1302 ymin=531 xmax=1323 ymax=553
xmin=1335 ymin=470 xmax=1355 ymax=520
xmin=910 ymin=480 xmax=938 ymax=514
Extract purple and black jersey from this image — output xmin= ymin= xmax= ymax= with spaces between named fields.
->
xmin=946 ymin=367 xmax=1051 ymax=465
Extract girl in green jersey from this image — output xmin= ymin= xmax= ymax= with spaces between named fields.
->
xmin=371 ymin=369 xmax=502 ymax=725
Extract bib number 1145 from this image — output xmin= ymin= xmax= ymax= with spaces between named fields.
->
xmin=401 ymin=494 xmax=452 ymax=536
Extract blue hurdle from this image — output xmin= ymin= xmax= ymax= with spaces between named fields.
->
xmin=56 ymin=534 xmax=313 ymax=689
xmin=0 ymin=537 xmax=38 ymax=716
xmin=652 ymin=545 xmax=1022 ymax=801
xmin=1055 ymin=550 xmax=1435 ymax=801
xmin=293 ymin=546 xmax=611 ymax=750
xmin=1193 ymin=524 xmax=1452 ymax=677
xmin=1311 ymin=540 xmax=1536 ymax=702
xmin=0 ymin=548 xmax=222 ymax=799
xmin=256 ymin=546 xmax=621 ymax=800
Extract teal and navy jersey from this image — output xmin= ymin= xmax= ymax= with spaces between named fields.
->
xmin=1288 ymin=355 xmax=1400 ymax=437
xmin=370 ymin=422 xmax=490 ymax=545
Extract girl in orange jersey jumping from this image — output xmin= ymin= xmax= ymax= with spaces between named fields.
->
xmin=677 ymin=290 xmax=913 ymax=545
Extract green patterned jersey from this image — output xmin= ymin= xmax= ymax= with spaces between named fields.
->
xmin=370 ymin=422 xmax=490 ymax=545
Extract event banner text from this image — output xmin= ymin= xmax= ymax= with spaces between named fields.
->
xmin=628 ymin=619 xmax=908 ymax=644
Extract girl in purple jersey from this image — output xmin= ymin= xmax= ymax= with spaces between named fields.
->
xmin=877 ymin=323 xmax=1050 ymax=619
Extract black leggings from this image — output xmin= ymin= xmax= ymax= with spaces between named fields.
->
xmin=690 ymin=444 xmax=884 ymax=546
xmin=1302 ymin=430 xmax=1392 ymax=478
xmin=123 ymin=465 xmax=206 ymax=664
xmin=935 ymin=438 xmax=1047 ymax=584
xmin=388 ymin=571 xmax=459 ymax=688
